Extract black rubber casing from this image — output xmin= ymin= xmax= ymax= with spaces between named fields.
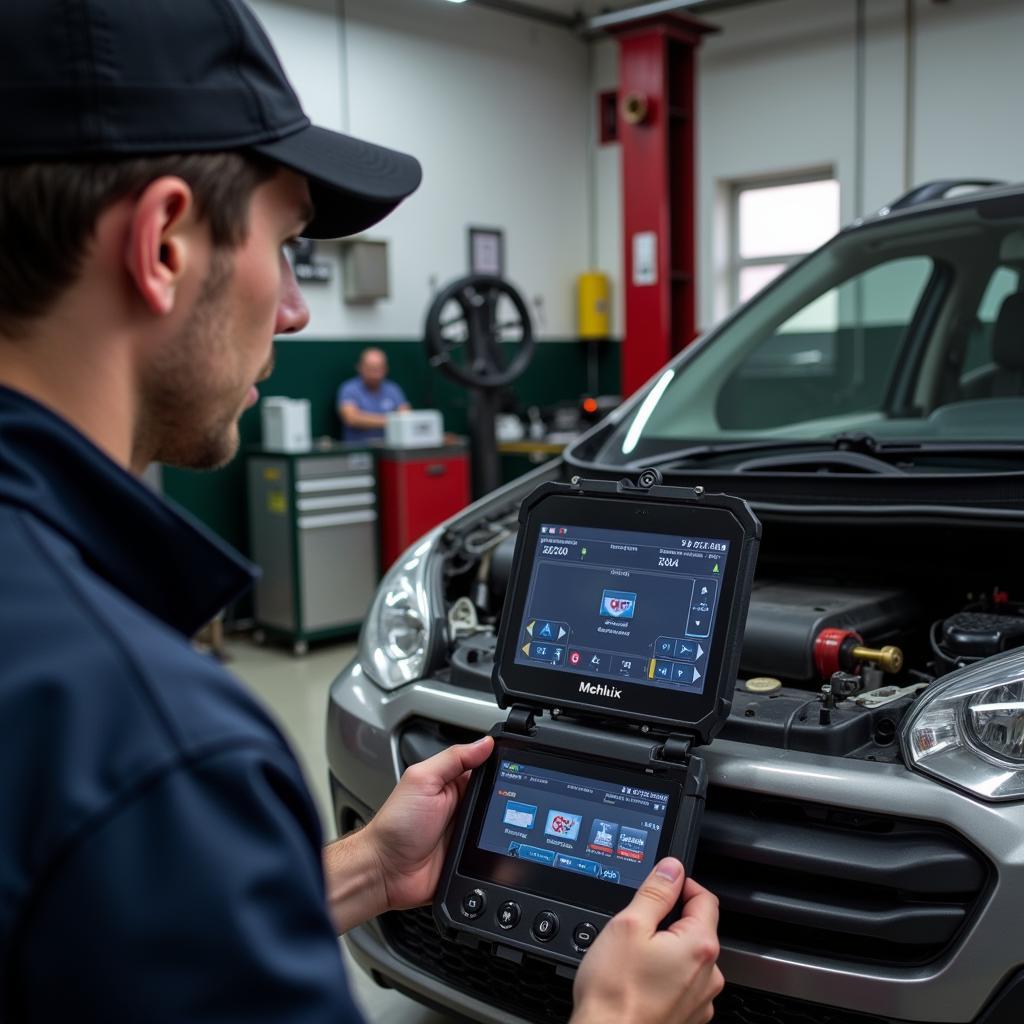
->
xmin=434 ymin=476 xmax=760 ymax=969
xmin=493 ymin=478 xmax=761 ymax=745
xmin=433 ymin=717 xmax=707 ymax=968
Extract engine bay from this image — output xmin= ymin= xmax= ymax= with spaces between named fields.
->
xmin=436 ymin=497 xmax=1024 ymax=765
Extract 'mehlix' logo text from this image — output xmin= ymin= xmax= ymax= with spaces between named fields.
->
xmin=579 ymin=681 xmax=622 ymax=699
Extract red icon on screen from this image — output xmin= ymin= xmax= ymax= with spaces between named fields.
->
xmin=569 ymin=650 xmax=581 ymax=666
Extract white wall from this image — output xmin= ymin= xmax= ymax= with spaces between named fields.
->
xmin=591 ymin=37 xmax=624 ymax=339
xmin=692 ymin=0 xmax=1024 ymax=330
xmin=252 ymin=0 xmax=1024 ymax=345
xmin=587 ymin=0 xmax=1024 ymax=332
xmin=251 ymin=0 xmax=591 ymax=340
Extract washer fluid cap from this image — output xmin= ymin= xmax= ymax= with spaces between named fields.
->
xmin=745 ymin=676 xmax=782 ymax=694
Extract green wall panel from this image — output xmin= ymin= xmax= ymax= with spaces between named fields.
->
xmin=163 ymin=337 xmax=620 ymax=555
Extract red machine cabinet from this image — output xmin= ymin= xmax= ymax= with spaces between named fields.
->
xmin=376 ymin=443 xmax=470 ymax=571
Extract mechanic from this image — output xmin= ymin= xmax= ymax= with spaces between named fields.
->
xmin=0 ymin=2 xmax=723 ymax=1022
xmin=338 ymin=346 xmax=411 ymax=442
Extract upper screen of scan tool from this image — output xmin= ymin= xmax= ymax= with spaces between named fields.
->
xmin=512 ymin=524 xmax=730 ymax=696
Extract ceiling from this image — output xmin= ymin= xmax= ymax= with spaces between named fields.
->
xmin=464 ymin=0 xmax=771 ymax=30
xmin=519 ymin=0 xmax=640 ymax=14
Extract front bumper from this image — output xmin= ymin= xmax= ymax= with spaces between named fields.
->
xmin=327 ymin=660 xmax=1024 ymax=1023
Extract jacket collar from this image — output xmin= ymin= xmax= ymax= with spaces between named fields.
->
xmin=0 ymin=386 xmax=255 ymax=637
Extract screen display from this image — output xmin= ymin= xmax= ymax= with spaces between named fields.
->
xmin=512 ymin=524 xmax=730 ymax=695
xmin=477 ymin=758 xmax=669 ymax=890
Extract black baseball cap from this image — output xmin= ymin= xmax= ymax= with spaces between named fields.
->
xmin=0 ymin=0 xmax=422 ymax=238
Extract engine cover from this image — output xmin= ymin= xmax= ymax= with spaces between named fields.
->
xmin=740 ymin=582 xmax=916 ymax=683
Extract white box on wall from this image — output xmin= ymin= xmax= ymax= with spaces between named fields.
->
xmin=261 ymin=397 xmax=311 ymax=452
xmin=385 ymin=409 xmax=443 ymax=448
xmin=342 ymin=239 xmax=389 ymax=303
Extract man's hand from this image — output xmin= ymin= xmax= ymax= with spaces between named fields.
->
xmin=571 ymin=858 xmax=724 ymax=1024
xmin=365 ymin=735 xmax=494 ymax=911
xmin=323 ymin=736 xmax=493 ymax=933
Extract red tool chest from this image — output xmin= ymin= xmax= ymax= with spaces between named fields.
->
xmin=376 ymin=443 xmax=471 ymax=571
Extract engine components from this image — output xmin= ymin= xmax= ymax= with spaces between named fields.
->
xmin=813 ymin=627 xmax=904 ymax=681
xmin=940 ymin=611 xmax=1024 ymax=659
xmin=741 ymin=582 xmax=915 ymax=683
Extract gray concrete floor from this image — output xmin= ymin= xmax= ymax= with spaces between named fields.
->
xmin=225 ymin=636 xmax=453 ymax=1024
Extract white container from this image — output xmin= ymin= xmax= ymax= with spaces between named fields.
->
xmin=385 ymin=408 xmax=443 ymax=448
xmin=261 ymin=397 xmax=311 ymax=452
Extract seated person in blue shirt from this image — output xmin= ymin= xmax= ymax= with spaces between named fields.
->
xmin=337 ymin=347 xmax=410 ymax=441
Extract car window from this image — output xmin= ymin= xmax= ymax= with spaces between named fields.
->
xmin=962 ymin=266 xmax=1019 ymax=375
xmin=592 ymin=204 xmax=1024 ymax=467
xmin=716 ymin=257 xmax=933 ymax=430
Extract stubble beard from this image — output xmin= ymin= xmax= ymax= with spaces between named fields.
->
xmin=136 ymin=249 xmax=264 ymax=472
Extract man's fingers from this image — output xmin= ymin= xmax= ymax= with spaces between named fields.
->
xmin=668 ymin=879 xmax=720 ymax=936
xmin=620 ymin=858 xmax=685 ymax=933
xmin=407 ymin=736 xmax=494 ymax=790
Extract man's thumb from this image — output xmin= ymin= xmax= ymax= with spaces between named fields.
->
xmin=627 ymin=858 xmax=685 ymax=929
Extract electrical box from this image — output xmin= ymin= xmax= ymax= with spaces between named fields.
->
xmin=385 ymin=409 xmax=444 ymax=448
xmin=261 ymin=397 xmax=311 ymax=452
xmin=342 ymin=238 xmax=389 ymax=303
xmin=577 ymin=271 xmax=610 ymax=339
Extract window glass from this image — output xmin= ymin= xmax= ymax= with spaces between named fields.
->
xmin=738 ymin=263 xmax=788 ymax=303
xmin=717 ymin=257 xmax=933 ymax=428
xmin=962 ymin=266 xmax=1019 ymax=375
xmin=738 ymin=179 xmax=840 ymax=259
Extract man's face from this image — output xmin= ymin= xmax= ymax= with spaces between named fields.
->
xmin=139 ymin=170 xmax=311 ymax=469
xmin=359 ymin=350 xmax=388 ymax=389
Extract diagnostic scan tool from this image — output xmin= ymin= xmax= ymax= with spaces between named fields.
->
xmin=435 ymin=473 xmax=760 ymax=969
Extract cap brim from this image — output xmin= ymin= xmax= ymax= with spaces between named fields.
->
xmin=252 ymin=124 xmax=422 ymax=239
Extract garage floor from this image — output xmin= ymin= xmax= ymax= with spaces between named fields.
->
xmin=226 ymin=636 xmax=453 ymax=1024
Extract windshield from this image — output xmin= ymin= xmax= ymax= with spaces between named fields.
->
xmin=595 ymin=200 xmax=1024 ymax=465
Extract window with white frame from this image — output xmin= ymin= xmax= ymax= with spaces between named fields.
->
xmin=731 ymin=174 xmax=840 ymax=308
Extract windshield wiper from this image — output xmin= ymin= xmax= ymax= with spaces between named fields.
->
xmin=625 ymin=435 xmax=868 ymax=471
xmin=626 ymin=434 xmax=1024 ymax=473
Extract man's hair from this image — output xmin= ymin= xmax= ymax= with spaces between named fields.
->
xmin=0 ymin=151 xmax=276 ymax=337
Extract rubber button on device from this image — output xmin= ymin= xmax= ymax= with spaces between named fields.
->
xmin=497 ymin=901 xmax=521 ymax=930
xmin=461 ymin=889 xmax=486 ymax=919
xmin=573 ymin=922 xmax=598 ymax=950
xmin=532 ymin=911 xmax=559 ymax=942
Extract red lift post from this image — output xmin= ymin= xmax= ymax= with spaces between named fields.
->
xmin=608 ymin=14 xmax=716 ymax=398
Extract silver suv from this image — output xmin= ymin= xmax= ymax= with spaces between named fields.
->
xmin=328 ymin=181 xmax=1024 ymax=1024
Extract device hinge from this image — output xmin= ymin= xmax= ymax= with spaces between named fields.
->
xmin=505 ymin=705 xmax=537 ymax=735
xmin=661 ymin=733 xmax=694 ymax=764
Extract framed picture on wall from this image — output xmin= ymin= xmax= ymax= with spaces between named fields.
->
xmin=468 ymin=226 xmax=505 ymax=277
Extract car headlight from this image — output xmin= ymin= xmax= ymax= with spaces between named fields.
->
xmin=360 ymin=529 xmax=444 ymax=689
xmin=902 ymin=648 xmax=1024 ymax=801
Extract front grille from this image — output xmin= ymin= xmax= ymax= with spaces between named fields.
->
xmin=697 ymin=787 xmax=990 ymax=967
xmin=380 ymin=908 xmax=902 ymax=1024
xmin=397 ymin=718 xmax=991 ymax=969
xmin=381 ymin=906 xmax=573 ymax=1023
xmin=713 ymin=985 xmax=897 ymax=1024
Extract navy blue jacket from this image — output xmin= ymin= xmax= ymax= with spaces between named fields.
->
xmin=0 ymin=387 xmax=363 ymax=1021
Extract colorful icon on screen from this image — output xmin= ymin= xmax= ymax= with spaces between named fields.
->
xmin=544 ymin=809 xmax=583 ymax=841
xmin=503 ymin=801 xmax=537 ymax=829
xmin=616 ymin=826 xmax=649 ymax=861
xmin=601 ymin=589 xmax=637 ymax=619
xmin=587 ymin=819 xmax=619 ymax=855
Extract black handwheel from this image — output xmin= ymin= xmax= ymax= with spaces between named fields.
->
xmin=423 ymin=274 xmax=537 ymax=499
xmin=424 ymin=275 xmax=535 ymax=391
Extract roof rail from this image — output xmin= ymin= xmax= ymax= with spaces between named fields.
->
xmin=885 ymin=179 xmax=1006 ymax=212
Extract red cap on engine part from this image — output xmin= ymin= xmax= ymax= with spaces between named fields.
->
xmin=814 ymin=628 xmax=862 ymax=680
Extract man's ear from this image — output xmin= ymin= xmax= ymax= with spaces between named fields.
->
xmin=124 ymin=177 xmax=198 ymax=316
